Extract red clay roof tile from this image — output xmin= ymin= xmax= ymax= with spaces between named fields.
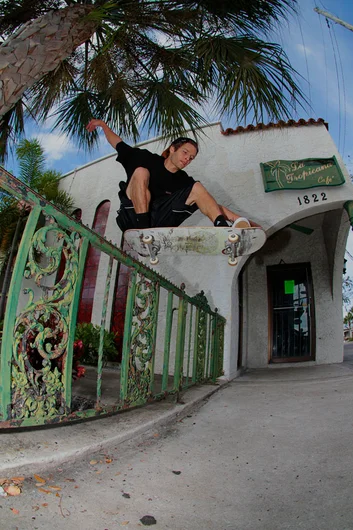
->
xmin=221 ymin=118 xmax=327 ymax=136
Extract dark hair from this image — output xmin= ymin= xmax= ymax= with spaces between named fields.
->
xmin=162 ymin=137 xmax=199 ymax=158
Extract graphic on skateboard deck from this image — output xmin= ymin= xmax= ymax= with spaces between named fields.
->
xmin=124 ymin=226 xmax=266 ymax=266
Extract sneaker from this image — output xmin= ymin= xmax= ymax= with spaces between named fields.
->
xmin=232 ymin=217 xmax=251 ymax=228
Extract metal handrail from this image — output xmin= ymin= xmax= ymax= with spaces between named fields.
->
xmin=0 ymin=167 xmax=225 ymax=429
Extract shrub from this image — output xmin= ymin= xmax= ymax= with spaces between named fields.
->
xmin=74 ymin=323 xmax=119 ymax=366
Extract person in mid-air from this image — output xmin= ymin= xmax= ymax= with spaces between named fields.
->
xmin=86 ymin=119 xmax=258 ymax=233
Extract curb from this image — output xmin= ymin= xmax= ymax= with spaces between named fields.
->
xmin=0 ymin=381 xmax=227 ymax=477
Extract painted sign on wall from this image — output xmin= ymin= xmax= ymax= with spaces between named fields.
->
xmin=261 ymin=156 xmax=345 ymax=192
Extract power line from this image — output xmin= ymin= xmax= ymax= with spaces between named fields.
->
xmin=331 ymin=23 xmax=347 ymax=157
xmin=326 ymin=17 xmax=342 ymax=151
xmin=314 ymin=6 xmax=350 ymax=154
xmin=297 ymin=12 xmax=312 ymax=108
xmin=315 ymin=3 xmax=329 ymax=118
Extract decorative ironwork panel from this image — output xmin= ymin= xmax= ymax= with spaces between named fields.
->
xmin=10 ymin=217 xmax=81 ymax=420
xmin=217 ymin=319 xmax=225 ymax=378
xmin=174 ymin=297 xmax=187 ymax=391
xmin=124 ymin=273 xmax=159 ymax=406
xmin=195 ymin=309 xmax=207 ymax=382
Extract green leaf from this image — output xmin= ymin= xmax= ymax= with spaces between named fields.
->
xmin=1 ymin=0 xmax=305 ymax=158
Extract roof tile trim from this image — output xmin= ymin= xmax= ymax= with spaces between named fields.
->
xmin=221 ymin=118 xmax=328 ymax=136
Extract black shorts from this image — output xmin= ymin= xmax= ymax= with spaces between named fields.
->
xmin=116 ymin=183 xmax=198 ymax=232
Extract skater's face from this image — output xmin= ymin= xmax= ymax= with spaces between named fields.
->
xmin=168 ymin=142 xmax=198 ymax=170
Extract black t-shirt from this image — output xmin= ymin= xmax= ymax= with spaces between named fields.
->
xmin=116 ymin=141 xmax=196 ymax=200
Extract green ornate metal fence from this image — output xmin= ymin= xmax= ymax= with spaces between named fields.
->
xmin=0 ymin=167 xmax=225 ymax=429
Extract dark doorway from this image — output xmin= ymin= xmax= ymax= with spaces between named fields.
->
xmin=268 ymin=263 xmax=315 ymax=363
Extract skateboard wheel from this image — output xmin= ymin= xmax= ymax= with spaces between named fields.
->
xmin=228 ymin=233 xmax=239 ymax=243
xmin=142 ymin=234 xmax=153 ymax=244
xmin=228 ymin=256 xmax=238 ymax=266
xmin=150 ymin=257 xmax=159 ymax=265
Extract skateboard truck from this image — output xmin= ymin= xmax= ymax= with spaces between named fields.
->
xmin=142 ymin=234 xmax=160 ymax=265
xmin=225 ymin=232 xmax=240 ymax=266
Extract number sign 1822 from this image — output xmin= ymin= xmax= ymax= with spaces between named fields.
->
xmin=297 ymin=192 xmax=327 ymax=206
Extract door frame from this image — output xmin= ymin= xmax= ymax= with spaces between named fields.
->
xmin=267 ymin=262 xmax=316 ymax=363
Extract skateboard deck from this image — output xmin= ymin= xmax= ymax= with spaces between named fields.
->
xmin=124 ymin=226 xmax=266 ymax=266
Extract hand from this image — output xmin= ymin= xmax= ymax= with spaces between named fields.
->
xmin=248 ymin=220 xmax=263 ymax=229
xmin=219 ymin=206 xmax=263 ymax=229
xmin=230 ymin=215 xmax=263 ymax=229
xmin=85 ymin=120 xmax=122 ymax=148
xmin=86 ymin=119 xmax=104 ymax=133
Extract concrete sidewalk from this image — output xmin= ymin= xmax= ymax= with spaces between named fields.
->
xmin=1 ymin=360 xmax=353 ymax=478
xmin=0 ymin=381 xmax=228 ymax=477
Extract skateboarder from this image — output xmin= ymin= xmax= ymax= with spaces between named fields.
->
xmin=86 ymin=119 xmax=258 ymax=232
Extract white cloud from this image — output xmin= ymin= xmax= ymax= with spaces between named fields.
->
xmin=40 ymin=115 xmax=57 ymax=130
xmin=296 ymin=43 xmax=315 ymax=57
xmin=33 ymin=132 xmax=76 ymax=162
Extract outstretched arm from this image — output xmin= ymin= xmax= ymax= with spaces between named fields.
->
xmin=186 ymin=183 xmax=262 ymax=227
xmin=86 ymin=119 xmax=122 ymax=149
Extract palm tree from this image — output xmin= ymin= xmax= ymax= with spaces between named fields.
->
xmin=0 ymin=137 xmax=75 ymax=319
xmin=344 ymin=310 xmax=353 ymax=327
xmin=0 ymin=0 xmax=306 ymax=161
xmin=343 ymin=275 xmax=353 ymax=310
xmin=344 ymin=308 xmax=353 ymax=340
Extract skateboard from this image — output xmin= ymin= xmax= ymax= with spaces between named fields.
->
xmin=124 ymin=226 xmax=266 ymax=266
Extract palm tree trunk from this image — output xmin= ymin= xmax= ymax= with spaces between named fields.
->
xmin=0 ymin=215 xmax=24 ymax=320
xmin=0 ymin=5 xmax=97 ymax=117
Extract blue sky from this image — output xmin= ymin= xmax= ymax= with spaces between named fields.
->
xmin=4 ymin=0 xmax=353 ymax=283
xmin=5 ymin=0 xmax=353 ymax=178
xmin=289 ymin=1 xmax=353 ymax=289
xmin=279 ymin=0 xmax=353 ymax=174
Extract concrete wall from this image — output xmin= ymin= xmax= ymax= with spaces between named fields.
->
xmin=60 ymin=121 xmax=353 ymax=377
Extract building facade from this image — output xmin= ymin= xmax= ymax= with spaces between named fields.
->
xmin=60 ymin=119 xmax=353 ymax=379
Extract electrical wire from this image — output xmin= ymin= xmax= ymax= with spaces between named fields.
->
xmin=331 ymin=21 xmax=347 ymax=158
xmin=313 ymin=0 xmax=329 ymax=118
xmin=326 ymin=17 xmax=342 ymax=151
xmin=296 ymin=11 xmax=312 ymax=110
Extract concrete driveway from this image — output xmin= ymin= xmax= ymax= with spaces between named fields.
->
xmin=1 ymin=358 xmax=353 ymax=529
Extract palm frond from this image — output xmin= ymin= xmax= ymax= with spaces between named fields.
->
xmin=2 ymin=0 xmax=305 ymax=155
xmin=168 ymin=0 xmax=296 ymax=35
xmin=193 ymin=35 xmax=307 ymax=122
xmin=135 ymin=78 xmax=208 ymax=140
xmin=51 ymin=90 xmax=111 ymax=149
xmin=50 ymin=189 xmax=76 ymax=213
xmin=0 ymin=0 xmax=62 ymax=38
xmin=16 ymin=138 xmax=46 ymax=185
xmin=0 ymin=198 xmax=23 ymax=257
xmin=28 ymin=58 xmax=79 ymax=121
xmin=0 ymin=101 xmax=25 ymax=162
xmin=32 ymin=170 xmax=61 ymax=201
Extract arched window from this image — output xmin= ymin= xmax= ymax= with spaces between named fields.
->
xmin=110 ymin=260 xmax=129 ymax=360
xmin=110 ymin=236 xmax=133 ymax=360
xmin=77 ymin=201 xmax=110 ymax=323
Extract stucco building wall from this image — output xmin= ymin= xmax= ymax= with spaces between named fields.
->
xmin=60 ymin=120 xmax=353 ymax=378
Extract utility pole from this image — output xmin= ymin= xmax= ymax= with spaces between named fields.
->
xmin=314 ymin=7 xmax=353 ymax=33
